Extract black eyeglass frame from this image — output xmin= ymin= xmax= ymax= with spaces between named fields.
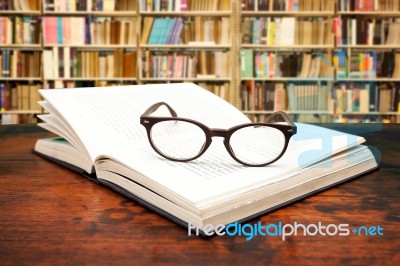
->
xmin=140 ymin=102 xmax=297 ymax=167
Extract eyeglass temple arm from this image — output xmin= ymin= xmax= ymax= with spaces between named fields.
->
xmin=141 ymin=102 xmax=178 ymax=117
xmin=265 ymin=111 xmax=296 ymax=127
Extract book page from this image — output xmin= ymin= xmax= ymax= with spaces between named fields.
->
xmin=39 ymin=83 xmax=251 ymax=161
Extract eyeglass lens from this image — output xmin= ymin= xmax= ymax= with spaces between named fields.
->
xmin=229 ymin=125 xmax=286 ymax=165
xmin=150 ymin=120 xmax=206 ymax=160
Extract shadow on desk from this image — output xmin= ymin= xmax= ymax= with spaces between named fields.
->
xmin=0 ymin=123 xmax=399 ymax=265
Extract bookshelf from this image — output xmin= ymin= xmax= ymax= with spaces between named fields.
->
xmin=41 ymin=0 xmax=138 ymax=89
xmin=239 ymin=0 xmax=335 ymax=122
xmin=138 ymin=0 xmax=234 ymax=102
xmin=1 ymin=0 xmax=400 ymax=124
xmin=239 ymin=0 xmax=400 ymax=123
xmin=0 ymin=0 xmax=42 ymax=124
xmin=332 ymin=0 xmax=400 ymax=122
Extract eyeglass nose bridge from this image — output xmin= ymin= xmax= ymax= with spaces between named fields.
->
xmin=209 ymin=128 xmax=229 ymax=138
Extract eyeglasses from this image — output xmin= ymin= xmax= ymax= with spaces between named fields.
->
xmin=140 ymin=102 xmax=297 ymax=167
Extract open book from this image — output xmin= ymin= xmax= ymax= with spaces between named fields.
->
xmin=34 ymin=83 xmax=378 ymax=234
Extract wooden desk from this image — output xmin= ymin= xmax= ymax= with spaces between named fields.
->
xmin=0 ymin=124 xmax=399 ymax=265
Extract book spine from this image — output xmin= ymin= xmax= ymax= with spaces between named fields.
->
xmin=0 ymin=83 xmax=5 ymax=111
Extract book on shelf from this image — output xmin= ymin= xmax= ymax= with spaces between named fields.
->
xmin=139 ymin=0 xmax=230 ymax=12
xmin=43 ymin=80 xmax=136 ymax=89
xmin=0 ymin=82 xmax=41 ymax=111
xmin=0 ymin=0 xmax=40 ymax=11
xmin=33 ymin=83 xmax=378 ymax=234
xmin=348 ymin=52 xmax=377 ymax=79
xmin=197 ymin=81 xmax=229 ymax=100
xmin=338 ymin=0 xmax=400 ymax=12
xmin=378 ymin=83 xmax=400 ymax=113
xmin=242 ymin=17 xmax=333 ymax=45
xmin=141 ymin=50 xmax=228 ymax=79
xmin=273 ymin=82 xmax=286 ymax=111
xmin=391 ymin=53 xmax=400 ymax=79
xmin=0 ymin=113 xmax=36 ymax=124
xmin=279 ymin=17 xmax=295 ymax=45
xmin=287 ymin=82 xmax=333 ymax=112
xmin=334 ymin=50 xmax=400 ymax=79
xmin=333 ymin=50 xmax=347 ymax=78
xmin=102 ymin=0 xmax=116 ymax=11
xmin=241 ymin=0 xmax=334 ymax=11
xmin=333 ymin=17 xmax=400 ymax=46
xmin=42 ymin=16 xmax=137 ymax=45
xmin=240 ymin=49 xmax=253 ymax=78
xmin=44 ymin=0 xmax=89 ymax=11
xmin=0 ymin=16 xmax=41 ymax=45
xmin=240 ymin=50 xmax=333 ymax=79
xmin=241 ymin=80 xmax=288 ymax=111
xmin=146 ymin=17 xmax=183 ymax=45
xmin=0 ymin=50 xmax=41 ymax=78
xmin=333 ymin=82 xmax=400 ymax=114
xmin=385 ymin=20 xmax=400 ymax=46
xmin=43 ymin=47 xmax=136 ymax=79
xmin=144 ymin=16 xmax=229 ymax=45
xmin=0 ymin=83 xmax=5 ymax=110
xmin=44 ymin=0 xmax=136 ymax=11
xmin=241 ymin=80 xmax=335 ymax=116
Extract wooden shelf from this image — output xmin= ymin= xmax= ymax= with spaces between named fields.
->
xmin=242 ymin=78 xmax=398 ymax=82
xmin=0 ymin=44 xmax=42 ymax=49
xmin=338 ymin=112 xmax=400 ymax=116
xmin=243 ymin=110 xmax=400 ymax=116
xmin=0 ymin=77 xmax=42 ymax=81
xmin=243 ymin=110 xmax=399 ymax=116
xmin=140 ymin=11 xmax=231 ymax=16
xmin=337 ymin=45 xmax=400 ymax=49
xmin=0 ymin=10 xmax=41 ymax=15
xmin=243 ymin=110 xmax=333 ymax=115
xmin=42 ymin=11 xmax=137 ymax=16
xmin=241 ymin=11 xmax=334 ymax=16
xmin=338 ymin=11 xmax=400 ymax=16
xmin=336 ymin=78 xmax=400 ymax=82
xmin=140 ymin=77 xmax=231 ymax=82
xmin=241 ymin=44 xmax=334 ymax=49
xmin=45 ymin=78 xmax=137 ymax=81
xmin=141 ymin=44 xmax=231 ymax=49
xmin=0 ymin=110 xmax=41 ymax=114
xmin=241 ymin=77 xmax=334 ymax=81
xmin=43 ymin=44 xmax=136 ymax=49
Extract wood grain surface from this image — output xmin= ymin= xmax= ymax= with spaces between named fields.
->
xmin=0 ymin=123 xmax=399 ymax=265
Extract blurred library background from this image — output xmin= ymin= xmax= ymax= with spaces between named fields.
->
xmin=0 ymin=0 xmax=399 ymax=124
